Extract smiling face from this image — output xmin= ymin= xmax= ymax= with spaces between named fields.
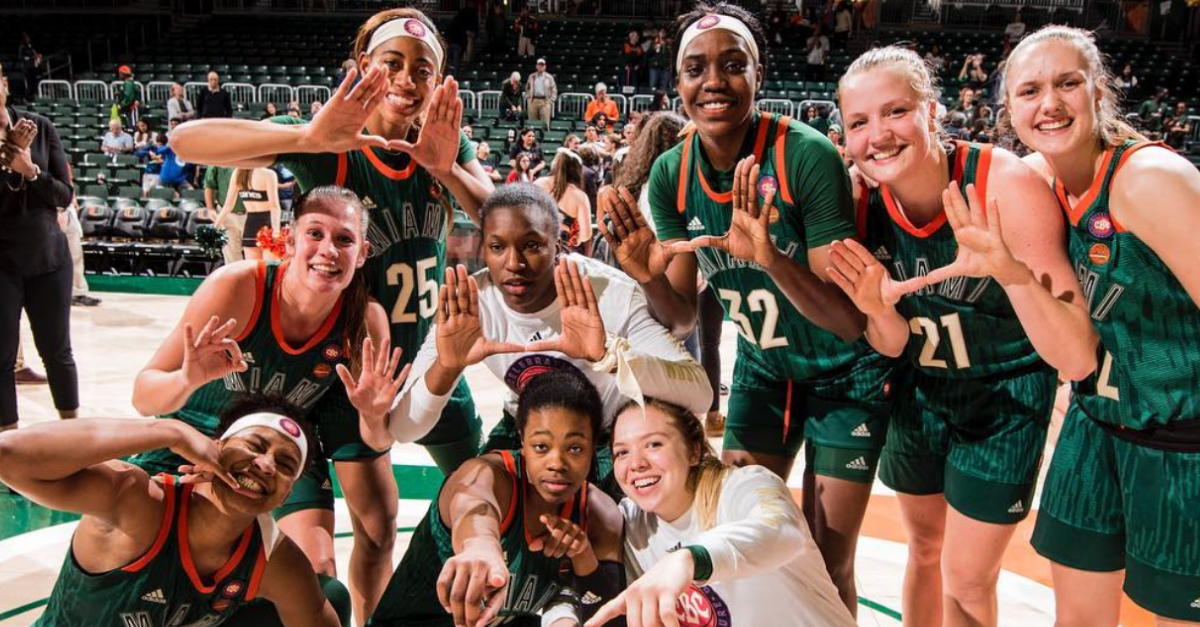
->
xmin=360 ymin=33 xmax=440 ymax=129
xmin=287 ymin=197 xmax=369 ymax=294
xmin=676 ymin=29 xmax=762 ymax=143
xmin=482 ymin=205 xmax=558 ymax=313
xmin=1005 ymin=40 xmax=1100 ymax=159
xmin=521 ymin=406 xmax=593 ymax=505
xmin=840 ymin=67 xmax=938 ymax=186
xmin=611 ymin=404 xmax=699 ymax=522
xmin=214 ymin=426 xmax=303 ymax=515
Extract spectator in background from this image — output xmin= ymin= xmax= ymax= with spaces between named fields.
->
xmin=100 ymin=119 xmax=133 ymax=158
xmin=506 ymin=152 xmax=536 ymax=183
xmin=286 ymin=103 xmax=301 ymax=118
xmin=619 ymin=30 xmax=644 ymax=92
xmin=335 ymin=58 xmax=357 ymax=88
xmin=646 ymin=30 xmax=672 ymax=92
xmin=827 ymin=124 xmax=848 ymax=166
xmin=486 ymin=2 xmax=508 ymax=56
xmin=115 ymin=66 xmax=139 ymax=126
xmin=971 ymin=102 xmax=993 ymax=126
xmin=273 ymin=163 xmax=295 ymax=211
xmin=954 ymin=86 xmax=977 ymax=114
xmin=958 ymin=53 xmax=988 ymax=90
xmin=620 ymin=122 xmax=638 ymax=148
xmin=576 ymin=144 xmax=600 ymax=210
xmin=594 ymin=112 xmax=612 ymax=134
xmin=650 ymin=90 xmax=671 ymax=112
xmin=515 ymin=7 xmax=538 ymax=60
xmin=564 ymin=134 xmax=581 ymax=150
xmin=534 ymin=149 xmax=592 ymax=256
xmin=262 ymin=102 xmax=279 ymax=119
xmin=166 ymin=117 xmax=182 ymax=136
xmin=945 ymin=111 xmax=970 ymax=140
xmin=500 ymin=71 xmax=524 ymax=121
xmin=202 ymin=164 xmax=247 ymax=263
xmin=806 ymin=27 xmax=830 ymax=81
xmin=507 ymin=127 xmax=546 ymax=175
xmin=800 ymin=104 xmax=829 ymax=135
xmin=924 ymin=44 xmax=946 ymax=75
xmin=525 ymin=59 xmax=556 ymax=129
xmin=155 ymin=138 xmax=195 ymax=196
xmin=166 ymin=83 xmax=195 ymax=122
xmin=142 ymin=134 xmax=166 ymax=197
xmin=767 ymin=10 xmax=788 ymax=45
xmin=1113 ymin=63 xmax=1138 ymax=99
xmin=461 ymin=124 xmax=473 ymax=140
xmin=1167 ymin=105 xmax=1192 ymax=149
xmin=833 ymin=3 xmax=852 ymax=48
xmin=1138 ymin=87 xmax=1169 ymax=131
xmin=476 ymin=141 xmax=502 ymax=182
xmin=195 ymin=71 xmax=233 ymax=119
xmin=17 ymin=33 xmax=44 ymax=103
xmin=59 ymin=197 xmax=97 ymax=307
xmin=969 ymin=118 xmax=992 ymax=144
xmin=584 ymin=82 xmax=620 ymax=127
xmin=1003 ymin=11 xmax=1026 ymax=53
xmin=447 ymin=6 xmax=477 ymax=75
xmin=132 ymin=119 xmax=157 ymax=162
xmin=309 ymin=100 xmax=323 ymax=117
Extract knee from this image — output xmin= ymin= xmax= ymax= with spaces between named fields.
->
xmin=722 ymin=450 xmax=756 ymax=469
xmin=942 ymin=565 xmax=997 ymax=605
xmin=351 ymin=512 xmax=397 ymax=556
xmin=907 ymin=532 xmax=944 ymax=568
xmin=308 ymin=554 xmax=338 ymax=578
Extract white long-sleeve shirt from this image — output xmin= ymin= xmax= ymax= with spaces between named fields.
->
xmin=386 ymin=254 xmax=712 ymax=443
xmin=621 ymin=466 xmax=857 ymax=627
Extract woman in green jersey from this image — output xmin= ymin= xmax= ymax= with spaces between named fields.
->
xmin=597 ymin=2 xmax=888 ymax=614
xmin=369 ymin=369 xmax=624 ymax=627
xmin=131 ymin=187 xmax=411 ymax=624
xmin=829 ymin=45 xmax=1095 ymax=627
xmin=0 ymin=405 xmax=343 ymax=627
xmin=996 ymin=26 xmax=1200 ymax=626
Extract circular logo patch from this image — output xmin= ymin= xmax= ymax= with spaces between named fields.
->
xmin=1088 ymin=243 xmax=1111 ymax=266
xmin=1087 ymin=212 xmax=1115 ymax=239
xmin=312 ymin=363 xmax=332 ymax=379
xmin=279 ymin=418 xmax=302 ymax=438
xmin=503 ymin=354 xmax=582 ymax=394
xmin=211 ymin=598 xmax=231 ymax=612
xmin=697 ymin=15 xmax=721 ymax=29
xmin=322 ymin=343 xmax=342 ymax=362
xmin=757 ymin=174 xmax=778 ymax=199
xmin=404 ymin=19 xmax=427 ymax=38
xmin=675 ymin=584 xmax=731 ymax=627
xmin=221 ymin=580 xmax=245 ymax=598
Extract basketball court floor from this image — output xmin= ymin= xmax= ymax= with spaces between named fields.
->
xmin=2 ymin=292 xmax=1154 ymax=626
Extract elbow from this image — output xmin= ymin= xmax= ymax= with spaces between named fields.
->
xmin=0 ymin=433 xmax=19 ymax=483
xmin=1057 ymin=353 xmax=1098 ymax=383
xmin=833 ymin=312 xmax=868 ymax=344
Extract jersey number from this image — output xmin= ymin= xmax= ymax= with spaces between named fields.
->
xmin=909 ymin=313 xmax=971 ymax=369
xmin=386 ymin=257 xmax=439 ymax=324
xmin=1097 ymin=351 xmax=1120 ymax=400
xmin=719 ymin=288 xmax=789 ymax=349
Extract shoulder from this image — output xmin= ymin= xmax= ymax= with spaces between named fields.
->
xmin=1112 ymin=144 xmax=1200 ymax=215
xmin=648 ymin=143 xmax=685 ymax=186
xmin=782 ymin=118 xmax=841 ymax=161
xmin=1020 ymin=151 xmax=1055 ymax=185
xmin=721 ymin=464 xmax=790 ymax=497
xmin=585 ymin=484 xmax=623 ymax=543
xmin=198 ymin=260 xmax=264 ymax=300
xmin=987 ymin=145 xmax=1051 ymax=194
xmin=575 ymin=254 xmax=636 ymax=291
xmin=15 ymin=109 xmax=52 ymax=129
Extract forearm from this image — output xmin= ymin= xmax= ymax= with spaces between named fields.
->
xmin=1000 ymin=265 xmax=1098 ymax=380
xmin=384 ymin=375 xmax=454 ymax=445
xmin=863 ymin=309 xmax=909 ymax=358
xmin=0 ymin=419 xmax=183 ymax=482
xmin=132 ymin=369 xmax=201 ymax=416
xmin=170 ymin=119 xmax=306 ymax=167
xmin=639 ymin=275 xmax=697 ymax=336
xmin=433 ymin=162 xmax=492 ymax=223
xmin=765 ymin=255 xmax=866 ymax=341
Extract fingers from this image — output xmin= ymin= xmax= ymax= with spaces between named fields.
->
xmin=384 ymin=139 xmax=415 ymax=154
xmin=567 ymin=260 xmax=586 ymax=307
xmin=892 ymin=274 xmax=932 ymax=294
xmin=448 ymin=562 xmax=471 ymax=626
xmin=391 ymin=363 xmax=412 ymax=396
xmin=194 ymin=316 xmax=219 ymax=350
xmin=746 ymin=162 xmax=762 ymax=220
xmin=222 ymin=339 xmax=248 ymax=373
xmin=830 ymin=241 xmax=866 ymax=278
xmin=553 ymin=260 xmax=570 ymax=309
xmin=183 ymin=323 xmax=196 ymax=356
xmin=436 ymin=560 xmax=455 ymax=613
xmin=335 ymin=363 xmax=358 ymax=392
xmin=609 ymin=187 xmax=638 ymax=238
xmin=965 ymin=183 xmax=986 ymax=228
xmin=332 ymin=65 xmax=359 ymax=101
xmin=986 ymin=192 xmax=1003 ymax=236
xmin=581 ymin=267 xmax=600 ymax=314
xmin=478 ymin=576 xmax=507 ymax=626
xmin=524 ymin=338 xmax=564 ymax=354
xmin=445 ymin=267 xmax=461 ymax=317
xmin=467 ymin=273 xmax=481 ymax=318
xmin=942 ymin=185 xmax=968 ymax=232
xmin=825 ymin=265 xmax=857 ymax=298
xmin=212 ymin=466 xmax=239 ymax=490
xmin=677 ymin=235 xmax=720 ymax=252
xmin=436 ymin=284 xmax=449 ymax=325
xmin=658 ymin=592 xmax=681 ymax=627
xmin=827 ymin=247 xmax=861 ymax=284
xmin=619 ymin=187 xmax=647 ymax=229
xmin=463 ymin=564 xmax=487 ymax=626
xmin=585 ymin=594 xmax=628 ymax=627
xmin=455 ymin=265 xmax=471 ymax=317
xmin=840 ymin=237 xmax=883 ymax=267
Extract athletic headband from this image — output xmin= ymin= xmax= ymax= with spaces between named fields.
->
xmin=366 ymin=17 xmax=444 ymax=72
xmin=220 ymin=413 xmax=308 ymax=476
xmin=676 ymin=14 xmax=760 ymax=72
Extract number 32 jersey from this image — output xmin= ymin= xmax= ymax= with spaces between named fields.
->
xmin=858 ymin=141 xmax=1044 ymax=379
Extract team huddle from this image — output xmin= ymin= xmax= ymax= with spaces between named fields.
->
xmin=1 ymin=2 xmax=1198 ymax=627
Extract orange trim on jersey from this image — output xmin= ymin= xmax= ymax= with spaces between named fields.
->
xmin=974 ymin=143 xmax=994 ymax=218
xmin=236 ymin=261 xmax=269 ymax=343
xmin=177 ymin=484 xmax=256 ymax=594
xmin=270 ymin=260 xmax=346 ymax=356
xmin=121 ymin=474 xmax=177 ymax=573
xmin=361 ymin=145 xmax=417 ymax=181
xmin=877 ymin=144 xmax=966 ymax=239
xmin=1105 ymin=141 xmax=1169 ymax=233
xmin=676 ymin=131 xmax=694 ymax=214
xmin=245 ymin=544 xmax=268 ymax=601
xmin=335 ymin=152 xmax=348 ymax=187
xmin=1055 ymin=147 xmax=1117 ymax=228
xmin=697 ymin=166 xmax=734 ymax=204
xmin=578 ymin=482 xmax=589 ymax=532
xmin=498 ymin=451 xmax=519 ymax=535
xmin=782 ymin=380 xmax=794 ymax=442
xmin=751 ymin=112 xmax=774 ymax=161
xmin=774 ymin=116 xmax=794 ymax=206
xmin=855 ymin=183 xmax=871 ymax=241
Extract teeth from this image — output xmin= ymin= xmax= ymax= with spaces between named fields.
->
xmin=1039 ymin=119 xmax=1070 ymax=130
xmin=700 ymin=102 xmax=731 ymax=111
xmin=633 ymin=477 xmax=660 ymax=489
xmin=236 ymin=475 xmax=263 ymax=494
xmin=872 ymin=148 xmax=901 ymax=160
xmin=387 ymin=94 xmax=416 ymax=107
xmin=311 ymin=263 xmax=339 ymax=275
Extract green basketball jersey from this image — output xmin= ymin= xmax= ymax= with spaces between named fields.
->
xmin=858 ymin=141 xmax=1046 ymax=379
xmin=370 ymin=450 xmax=587 ymax=627
xmin=36 ymin=475 xmax=270 ymax=627
xmin=649 ymin=111 xmax=881 ymax=384
xmin=1059 ymin=141 xmax=1200 ymax=429
xmin=273 ymin=116 xmax=475 ymax=360
xmin=171 ymin=260 xmax=350 ymax=436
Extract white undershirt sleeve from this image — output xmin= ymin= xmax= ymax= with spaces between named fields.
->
xmin=386 ymin=324 xmax=460 ymax=443
xmin=613 ymin=283 xmax=713 ymax=415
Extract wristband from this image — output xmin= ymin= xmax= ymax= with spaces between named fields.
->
xmin=683 ymin=545 xmax=713 ymax=582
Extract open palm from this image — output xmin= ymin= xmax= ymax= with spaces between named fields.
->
xmin=827 ymin=239 xmax=922 ymax=317
xmin=387 ymin=77 xmax=464 ymax=173
xmin=526 ymin=259 xmax=606 ymax=361
xmin=677 ymin=157 xmax=780 ymax=269
xmin=337 ymin=337 xmax=410 ymax=423
xmin=436 ymin=265 xmax=526 ymax=371
xmin=181 ymin=316 xmax=248 ymax=389
xmin=303 ymin=65 xmax=390 ymax=154
xmin=926 ymin=184 xmax=1022 ymax=286
xmin=597 ymin=186 xmax=675 ymax=283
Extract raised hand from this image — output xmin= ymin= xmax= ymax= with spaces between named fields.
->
xmin=301 ymin=65 xmax=390 ymax=154
xmin=169 ymin=420 xmax=238 ymax=489
xmin=436 ymin=265 xmax=528 ymax=372
xmin=529 ymin=514 xmax=597 ymax=574
xmin=181 ymin=316 xmax=248 ymax=389
xmin=597 ymin=186 xmax=675 ymax=283
xmin=925 ymin=183 xmax=1027 ymax=287
xmin=436 ymin=542 xmax=509 ymax=627
xmin=525 ymin=259 xmax=606 ymax=362
xmin=827 ymin=238 xmax=926 ymax=316
xmin=337 ymin=337 xmax=411 ymax=426
xmin=674 ymin=156 xmax=780 ymax=269
xmin=6 ymin=119 xmax=37 ymax=149
xmin=584 ymin=548 xmax=694 ymax=627
xmin=387 ymin=76 xmax=464 ymax=174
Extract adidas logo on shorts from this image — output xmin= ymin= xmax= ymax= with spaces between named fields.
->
xmin=581 ymin=591 xmax=602 ymax=605
xmin=845 ymin=456 xmax=870 ymax=471
xmin=1008 ymin=501 xmax=1025 ymax=514
xmin=1190 ymin=597 xmax=1200 ymax=609
xmin=141 ymin=589 xmax=167 ymax=604
xmin=687 ymin=217 xmax=705 ymax=231
xmin=873 ymin=246 xmax=891 ymax=261
xmin=851 ymin=423 xmax=872 ymax=438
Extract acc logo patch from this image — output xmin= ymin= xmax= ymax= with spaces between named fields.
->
xmin=697 ymin=15 xmax=721 ymax=29
xmin=221 ymin=580 xmax=245 ymax=598
xmin=312 ymin=363 xmax=332 ymax=379
xmin=404 ymin=19 xmax=427 ymax=38
xmin=1088 ymin=243 xmax=1111 ymax=266
xmin=279 ymin=418 xmax=302 ymax=438
xmin=1087 ymin=212 xmax=1115 ymax=239
xmin=322 ymin=343 xmax=343 ymax=361
xmin=675 ymin=584 xmax=731 ymax=627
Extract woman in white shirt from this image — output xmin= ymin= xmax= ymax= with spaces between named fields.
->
xmin=587 ymin=398 xmax=857 ymax=627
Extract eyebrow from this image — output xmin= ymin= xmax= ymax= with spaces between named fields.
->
xmin=530 ymin=429 xmax=591 ymax=440
xmin=378 ymin=49 xmax=435 ymax=66
xmin=682 ymin=47 xmax=750 ymax=63
xmin=1014 ymin=70 xmax=1084 ymax=89
xmin=613 ymin=430 xmax=672 ymax=447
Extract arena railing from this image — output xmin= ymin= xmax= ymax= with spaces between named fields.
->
xmin=477 ymin=90 xmax=501 ymax=117
xmin=557 ymin=93 xmax=594 ymax=119
xmin=629 ymin=95 xmax=655 ymax=113
xmin=759 ymin=99 xmax=795 ymax=118
xmin=146 ymin=81 xmax=174 ymax=106
xmin=225 ymin=83 xmax=258 ymax=107
xmin=257 ymin=84 xmax=296 ymax=106
xmin=37 ymin=80 xmax=74 ymax=102
xmin=110 ymin=80 xmax=146 ymax=106
xmin=457 ymin=90 xmax=477 ymax=117
xmin=297 ymin=85 xmax=333 ymax=108
xmin=74 ymin=80 xmax=112 ymax=103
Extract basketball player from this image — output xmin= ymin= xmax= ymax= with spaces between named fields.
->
xmin=130 ymin=187 xmax=408 ymax=623
xmin=829 ymin=45 xmax=1096 ymax=627
xmin=1000 ymin=26 xmax=1200 ymax=626
xmin=169 ymin=7 xmax=496 ymax=477
xmin=0 ymin=406 xmax=344 ymax=627
xmin=597 ymin=2 xmax=890 ymax=613
xmin=368 ymin=370 xmax=624 ymax=627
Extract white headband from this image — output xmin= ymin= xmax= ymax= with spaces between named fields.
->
xmin=220 ymin=413 xmax=308 ymax=476
xmin=366 ymin=18 xmax=444 ymax=73
xmin=675 ymin=14 xmax=760 ymax=72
